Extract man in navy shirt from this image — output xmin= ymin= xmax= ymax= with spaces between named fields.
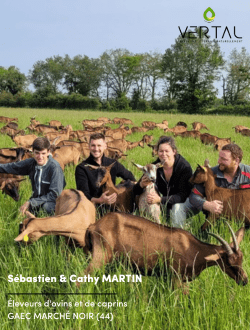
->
xmin=75 ymin=133 xmax=135 ymax=206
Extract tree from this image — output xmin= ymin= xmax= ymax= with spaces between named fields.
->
xmin=29 ymin=56 xmax=65 ymax=94
xmin=223 ymin=47 xmax=250 ymax=104
xmin=100 ymin=49 xmax=142 ymax=99
xmin=133 ymin=52 xmax=164 ymax=101
xmin=63 ymin=55 xmax=102 ymax=96
xmin=0 ymin=66 xmax=26 ymax=95
xmin=162 ymin=29 xmax=224 ymax=113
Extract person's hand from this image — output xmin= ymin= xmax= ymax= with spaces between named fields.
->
xmin=99 ymin=191 xmax=117 ymax=205
xmin=19 ymin=201 xmax=30 ymax=215
xmin=147 ymin=191 xmax=161 ymax=204
xmin=203 ymin=200 xmax=223 ymax=214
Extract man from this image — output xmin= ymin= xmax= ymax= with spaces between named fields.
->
xmin=75 ymin=133 xmax=135 ymax=205
xmin=0 ymin=137 xmax=66 ymax=215
xmin=189 ymin=143 xmax=250 ymax=216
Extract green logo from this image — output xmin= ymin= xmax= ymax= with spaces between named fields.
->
xmin=203 ymin=7 xmax=215 ymax=22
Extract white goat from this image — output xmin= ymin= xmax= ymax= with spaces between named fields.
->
xmin=133 ymin=162 xmax=163 ymax=223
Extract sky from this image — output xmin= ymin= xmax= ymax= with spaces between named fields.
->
xmin=1 ymin=0 xmax=249 ymax=96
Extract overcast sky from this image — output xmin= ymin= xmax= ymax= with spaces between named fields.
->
xmin=1 ymin=0 xmax=249 ymax=96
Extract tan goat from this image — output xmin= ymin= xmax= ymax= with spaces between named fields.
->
xmin=192 ymin=122 xmax=209 ymax=131
xmin=51 ymin=145 xmax=81 ymax=170
xmin=82 ymin=213 xmax=248 ymax=287
xmin=190 ymin=163 xmax=250 ymax=230
xmin=13 ymin=134 xmax=38 ymax=148
xmin=214 ymin=138 xmax=231 ymax=151
xmin=233 ymin=125 xmax=249 ymax=133
xmin=15 ymin=189 xmax=96 ymax=248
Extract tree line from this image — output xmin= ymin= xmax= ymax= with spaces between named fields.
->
xmin=1 ymin=29 xmax=250 ymax=113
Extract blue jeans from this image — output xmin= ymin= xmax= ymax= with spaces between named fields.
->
xmin=29 ymin=202 xmax=55 ymax=216
xmin=170 ymin=198 xmax=199 ymax=228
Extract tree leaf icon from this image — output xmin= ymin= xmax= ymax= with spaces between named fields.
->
xmin=203 ymin=7 xmax=215 ymax=22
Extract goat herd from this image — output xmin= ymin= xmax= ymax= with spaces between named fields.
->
xmin=0 ymin=115 xmax=249 ymax=290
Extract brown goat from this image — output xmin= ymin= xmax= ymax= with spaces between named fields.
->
xmin=51 ymin=145 xmax=81 ymax=170
xmin=104 ymin=147 xmax=127 ymax=160
xmin=240 ymin=129 xmax=250 ymax=137
xmin=0 ymin=148 xmax=32 ymax=163
xmin=233 ymin=125 xmax=249 ymax=133
xmin=48 ymin=120 xmax=63 ymax=129
xmin=82 ymin=119 xmax=105 ymax=128
xmin=112 ymin=117 xmax=134 ymax=125
xmin=87 ymin=163 xmax=135 ymax=213
xmin=0 ymin=174 xmax=26 ymax=201
xmin=214 ymin=138 xmax=231 ymax=151
xmin=192 ymin=122 xmax=209 ymax=131
xmin=46 ymin=125 xmax=72 ymax=144
xmin=142 ymin=134 xmax=154 ymax=145
xmin=13 ymin=134 xmax=38 ymax=148
xmin=82 ymin=213 xmax=248 ymax=287
xmin=34 ymin=124 xmax=58 ymax=134
xmin=14 ymin=189 xmax=96 ymax=248
xmin=165 ymin=126 xmax=187 ymax=134
xmin=190 ymin=163 xmax=250 ymax=230
xmin=131 ymin=126 xmax=151 ymax=133
xmin=175 ymin=130 xmax=201 ymax=138
xmin=142 ymin=121 xmax=157 ymax=128
xmin=200 ymin=133 xmax=218 ymax=145
xmin=0 ymin=116 xmax=18 ymax=123
xmin=56 ymin=140 xmax=90 ymax=159
xmin=155 ymin=123 xmax=168 ymax=130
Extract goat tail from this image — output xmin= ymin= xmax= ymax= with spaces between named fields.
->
xmin=85 ymin=227 xmax=94 ymax=252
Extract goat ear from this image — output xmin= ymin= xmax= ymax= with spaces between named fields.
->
xmin=107 ymin=162 xmax=116 ymax=171
xmin=204 ymin=159 xmax=210 ymax=167
xmin=230 ymin=227 xmax=245 ymax=245
xmin=14 ymin=230 xmax=30 ymax=242
xmin=132 ymin=162 xmax=144 ymax=171
xmin=198 ymin=165 xmax=207 ymax=172
xmin=205 ymin=254 xmax=220 ymax=261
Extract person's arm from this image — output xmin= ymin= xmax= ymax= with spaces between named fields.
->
xmin=115 ymin=162 xmax=136 ymax=181
xmin=29 ymin=166 xmax=65 ymax=208
xmin=0 ymin=159 xmax=32 ymax=175
xmin=75 ymin=165 xmax=92 ymax=201
xmin=189 ymin=183 xmax=223 ymax=214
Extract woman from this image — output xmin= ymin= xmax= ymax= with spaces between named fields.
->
xmin=134 ymin=136 xmax=193 ymax=227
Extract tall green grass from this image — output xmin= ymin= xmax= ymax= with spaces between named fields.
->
xmin=1 ymin=108 xmax=250 ymax=329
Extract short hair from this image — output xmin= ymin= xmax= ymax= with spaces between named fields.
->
xmin=32 ymin=137 xmax=50 ymax=151
xmin=221 ymin=143 xmax=243 ymax=162
xmin=155 ymin=136 xmax=178 ymax=153
xmin=89 ymin=133 xmax=105 ymax=143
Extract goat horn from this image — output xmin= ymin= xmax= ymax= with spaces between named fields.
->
xmin=225 ymin=221 xmax=239 ymax=251
xmin=208 ymin=232 xmax=234 ymax=256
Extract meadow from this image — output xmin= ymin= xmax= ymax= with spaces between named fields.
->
xmin=1 ymin=107 xmax=250 ymax=330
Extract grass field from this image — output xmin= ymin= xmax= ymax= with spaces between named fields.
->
xmin=1 ymin=107 xmax=250 ymax=330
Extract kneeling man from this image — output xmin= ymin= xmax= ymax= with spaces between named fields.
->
xmin=0 ymin=137 xmax=66 ymax=215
